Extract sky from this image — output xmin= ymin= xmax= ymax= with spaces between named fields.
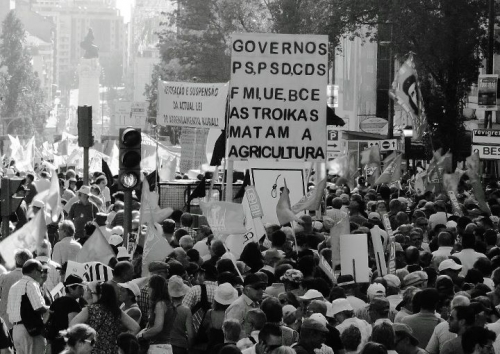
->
xmin=116 ymin=0 xmax=134 ymax=23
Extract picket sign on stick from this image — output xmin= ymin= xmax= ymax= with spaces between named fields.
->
xmin=448 ymin=191 xmax=464 ymax=216
xmin=318 ymin=255 xmax=336 ymax=285
xmin=370 ymin=226 xmax=387 ymax=276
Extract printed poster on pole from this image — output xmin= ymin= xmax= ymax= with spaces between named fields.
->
xmin=227 ymin=33 xmax=328 ymax=161
xmin=157 ymin=81 xmax=229 ymax=129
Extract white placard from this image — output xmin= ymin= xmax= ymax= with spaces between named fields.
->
xmin=227 ymin=33 xmax=328 ymax=161
xmin=340 ymin=234 xmax=369 ymax=283
xmin=472 ymin=144 xmax=500 ymax=160
xmin=158 ymin=81 xmax=228 ymax=129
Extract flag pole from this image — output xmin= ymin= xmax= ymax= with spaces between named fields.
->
xmin=155 ymin=77 xmax=161 ymax=194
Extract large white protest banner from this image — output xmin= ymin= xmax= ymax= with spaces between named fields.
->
xmin=158 ymin=81 xmax=229 ymax=129
xmin=228 ymin=33 xmax=328 ymax=161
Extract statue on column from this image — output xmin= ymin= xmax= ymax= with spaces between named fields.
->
xmin=80 ymin=28 xmax=99 ymax=59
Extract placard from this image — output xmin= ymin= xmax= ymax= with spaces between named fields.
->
xmin=158 ymin=81 xmax=228 ymax=128
xmin=250 ymin=167 xmax=305 ymax=225
xmin=66 ymin=261 xmax=113 ymax=282
xmin=245 ymin=186 xmax=264 ymax=219
xmin=477 ymin=74 xmax=498 ymax=110
xmin=228 ymin=33 xmax=328 ymax=161
xmin=370 ymin=226 xmax=387 ymax=276
xmin=340 ymin=234 xmax=369 ymax=283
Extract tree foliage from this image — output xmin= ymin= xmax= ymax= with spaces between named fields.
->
xmin=332 ymin=0 xmax=489 ymax=159
xmin=0 ymin=11 xmax=47 ymax=136
xmin=147 ymin=0 xmax=489 ymax=157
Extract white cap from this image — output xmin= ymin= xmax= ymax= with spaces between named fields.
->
xmin=299 ymin=289 xmax=324 ymax=301
xmin=367 ymin=283 xmax=386 ymax=300
xmin=118 ymin=281 xmax=141 ymax=297
xmin=438 ymin=259 xmax=462 ymax=272
xmin=330 ymin=298 xmax=353 ymax=315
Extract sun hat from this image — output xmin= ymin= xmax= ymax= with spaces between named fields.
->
xmin=168 ymin=275 xmax=190 ymax=298
xmin=118 ymin=281 xmax=141 ymax=297
xmin=214 ymin=283 xmax=238 ymax=305
xmin=393 ymin=323 xmax=419 ymax=346
xmin=299 ymin=289 xmax=324 ymax=301
xmin=77 ymin=185 xmax=91 ymax=196
xmin=280 ymin=269 xmax=303 ymax=284
xmin=302 ymin=313 xmax=329 ymax=333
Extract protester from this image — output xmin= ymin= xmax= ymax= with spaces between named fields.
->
xmin=58 ymin=323 xmax=96 ymax=354
xmin=70 ymin=283 xmax=140 ymax=353
xmin=52 ymin=220 xmax=81 ymax=265
xmin=7 ymin=259 xmax=49 ymax=354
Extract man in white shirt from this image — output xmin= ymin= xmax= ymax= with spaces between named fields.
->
xmin=35 ymin=240 xmax=61 ymax=292
xmin=52 ymin=220 xmax=82 ymax=265
xmin=453 ymin=233 xmax=487 ymax=277
xmin=7 ymin=260 xmax=49 ymax=354
xmin=431 ymin=231 xmax=454 ymax=269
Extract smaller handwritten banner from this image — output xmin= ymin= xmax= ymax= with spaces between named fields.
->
xmin=158 ymin=81 xmax=229 ymax=129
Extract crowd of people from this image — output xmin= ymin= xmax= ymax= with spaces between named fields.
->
xmin=0 ymin=168 xmax=499 ymax=354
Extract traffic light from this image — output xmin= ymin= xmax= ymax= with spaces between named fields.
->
xmin=118 ymin=127 xmax=142 ymax=190
xmin=0 ymin=178 xmax=24 ymax=217
xmin=78 ymin=106 xmax=93 ymax=147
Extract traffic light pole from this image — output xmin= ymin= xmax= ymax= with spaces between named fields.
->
xmin=123 ymin=190 xmax=132 ymax=249
xmin=83 ymin=147 xmax=89 ymax=185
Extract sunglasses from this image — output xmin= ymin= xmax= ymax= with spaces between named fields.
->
xmin=83 ymin=339 xmax=96 ymax=346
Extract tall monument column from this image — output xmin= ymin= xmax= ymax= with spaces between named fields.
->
xmin=77 ymin=29 xmax=100 ymax=138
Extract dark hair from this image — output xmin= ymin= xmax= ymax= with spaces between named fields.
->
xmin=174 ymin=229 xmax=188 ymax=243
xmin=330 ymin=286 xmax=347 ymax=301
xmin=170 ymin=210 xmax=183 ymax=223
xmin=484 ymin=230 xmax=497 ymax=246
xmin=454 ymin=306 xmax=476 ymax=326
xmin=149 ymin=274 xmax=170 ymax=306
xmin=60 ymin=324 xmax=96 ymax=348
xmin=113 ymin=261 xmax=133 ymax=278
xmin=258 ymin=323 xmax=282 ymax=343
xmin=260 ymin=297 xmax=283 ymax=322
xmin=217 ymin=259 xmax=237 ymax=275
xmin=297 ymin=255 xmax=315 ymax=278
xmin=341 ymin=325 xmax=362 ymax=351
xmin=438 ymin=232 xmax=454 ymax=247
xmin=95 ymin=176 xmax=107 ymax=185
xmin=96 ymin=283 xmax=121 ymax=318
xmin=162 ymin=219 xmax=176 ymax=234
xmin=239 ymin=242 xmax=264 ymax=272
xmin=462 ymin=327 xmax=496 ymax=354
xmin=84 ymin=221 xmax=96 ymax=237
xmin=371 ymin=322 xmax=395 ymax=350
xmin=419 ymin=288 xmax=439 ymax=311
xmin=271 ymin=230 xmax=287 ymax=248
xmin=117 ymin=332 xmax=140 ymax=354
xmin=360 ymin=342 xmax=388 ymax=354
xmin=462 ymin=233 xmax=476 ymax=249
